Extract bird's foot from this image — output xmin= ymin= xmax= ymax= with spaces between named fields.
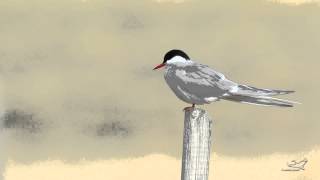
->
xmin=183 ymin=104 xmax=195 ymax=112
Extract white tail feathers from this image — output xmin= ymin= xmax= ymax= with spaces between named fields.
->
xmin=222 ymin=95 xmax=300 ymax=107
xmin=223 ymin=84 xmax=299 ymax=107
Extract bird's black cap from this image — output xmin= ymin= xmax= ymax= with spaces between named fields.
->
xmin=163 ymin=49 xmax=190 ymax=63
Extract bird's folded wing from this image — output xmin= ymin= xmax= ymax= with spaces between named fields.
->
xmin=171 ymin=63 xmax=237 ymax=100
xmin=178 ymin=63 xmax=237 ymax=91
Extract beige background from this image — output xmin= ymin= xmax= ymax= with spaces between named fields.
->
xmin=0 ymin=0 xmax=319 ymax=179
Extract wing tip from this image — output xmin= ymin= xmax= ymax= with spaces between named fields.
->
xmin=278 ymin=90 xmax=295 ymax=95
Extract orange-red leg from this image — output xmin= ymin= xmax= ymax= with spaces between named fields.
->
xmin=183 ymin=104 xmax=195 ymax=111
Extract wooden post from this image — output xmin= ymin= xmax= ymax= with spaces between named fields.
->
xmin=181 ymin=108 xmax=212 ymax=180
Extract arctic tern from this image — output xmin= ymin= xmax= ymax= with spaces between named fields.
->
xmin=153 ymin=49 xmax=297 ymax=110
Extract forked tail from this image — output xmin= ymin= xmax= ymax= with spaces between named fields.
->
xmin=224 ymin=84 xmax=299 ymax=107
xmin=222 ymin=95 xmax=298 ymax=107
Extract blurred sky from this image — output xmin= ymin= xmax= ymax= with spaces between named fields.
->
xmin=0 ymin=0 xmax=320 ymax=179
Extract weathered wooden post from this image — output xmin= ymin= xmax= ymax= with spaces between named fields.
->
xmin=181 ymin=108 xmax=212 ymax=180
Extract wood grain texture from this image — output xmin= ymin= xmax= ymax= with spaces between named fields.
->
xmin=181 ymin=108 xmax=212 ymax=180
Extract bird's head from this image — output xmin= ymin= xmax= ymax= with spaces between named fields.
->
xmin=153 ymin=49 xmax=190 ymax=70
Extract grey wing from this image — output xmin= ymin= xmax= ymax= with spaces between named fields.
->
xmin=174 ymin=63 xmax=237 ymax=99
xmin=188 ymin=64 xmax=294 ymax=97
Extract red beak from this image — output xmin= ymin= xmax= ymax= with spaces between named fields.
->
xmin=153 ymin=63 xmax=165 ymax=70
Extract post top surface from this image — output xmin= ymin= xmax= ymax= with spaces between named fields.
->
xmin=184 ymin=108 xmax=211 ymax=120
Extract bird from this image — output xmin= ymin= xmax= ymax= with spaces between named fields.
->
xmin=282 ymin=158 xmax=308 ymax=171
xmin=287 ymin=158 xmax=308 ymax=170
xmin=153 ymin=49 xmax=298 ymax=110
